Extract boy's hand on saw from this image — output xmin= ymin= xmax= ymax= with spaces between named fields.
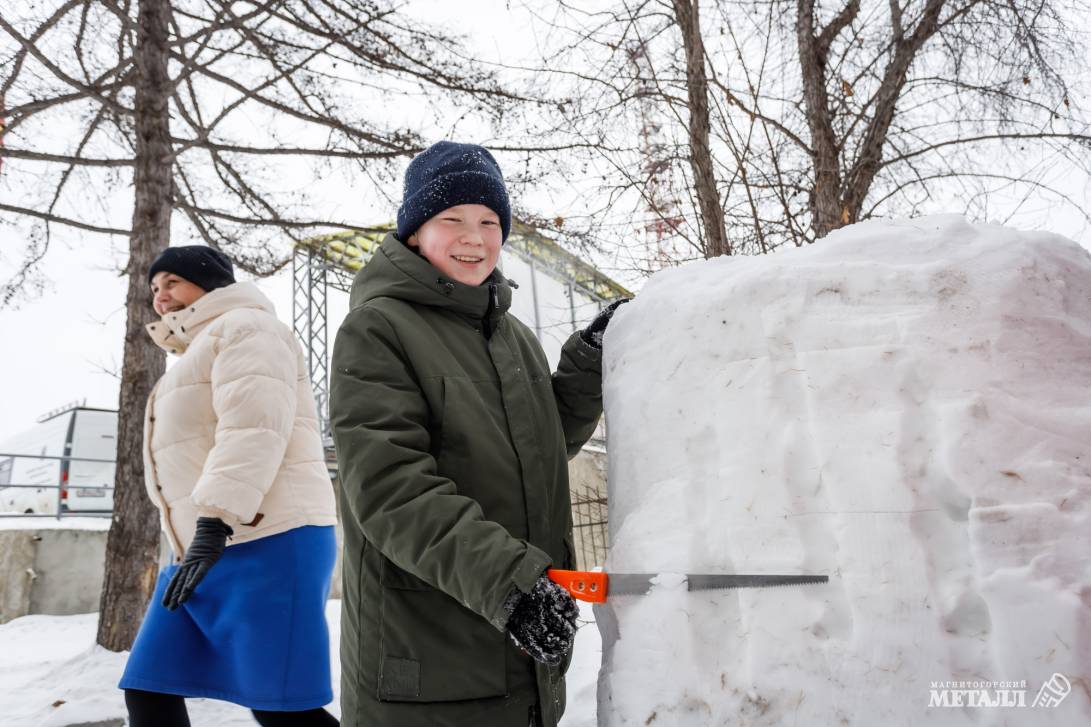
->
xmin=503 ymin=574 xmax=580 ymax=665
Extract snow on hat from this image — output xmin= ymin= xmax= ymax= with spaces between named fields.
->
xmin=147 ymin=245 xmax=235 ymax=292
xmin=396 ymin=141 xmax=512 ymax=243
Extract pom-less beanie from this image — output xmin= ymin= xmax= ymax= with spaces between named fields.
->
xmin=147 ymin=245 xmax=235 ymax=292
xmin=396 ymin=141 xmax=512 ymax=243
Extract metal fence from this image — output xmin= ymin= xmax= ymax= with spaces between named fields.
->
xmin=570 ymin=484 xmax=609 ymax=570
xmin=0 ymin=453 xmax=613 ymax=565
xmin=0 ymin=452 xmax=114 ymax=519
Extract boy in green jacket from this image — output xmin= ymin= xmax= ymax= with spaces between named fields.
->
xmin=330 ymin=142 xmax=625 ymax=727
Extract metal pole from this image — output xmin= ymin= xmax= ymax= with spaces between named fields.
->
xmin=528 ymin=257 xmax=542 ymax=340
xmin=292 ymin=246 xmax=330 ymax=443
xmin=55 ymin=465 xmax=63 ymax=520
xmin=567 ymin=282 xmax=576 ymax=334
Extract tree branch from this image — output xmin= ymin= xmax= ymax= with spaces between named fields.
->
xmin=818 ymin=0 xmax=862 ymax=58
xmin=171 ymin=199 xmax=366 ymax=231
xmin=0 ymin=147 xmax=133 ymax=166
xmin=0 ymin=13 xmax=133 ymax=118
xmin=881 ymin=131 xmax=1091 ymax=167
xmin=0 ymin=0 xmax=88 ymax=101
xmin=164 ymin=48 xmax=413 ymax=154
xmin=0 ymin=202 xmax=130 ymax=235
xmin=842 ymin=0 xmax=947 ymax=221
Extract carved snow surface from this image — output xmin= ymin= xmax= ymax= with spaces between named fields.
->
xmin=597 ymin=215 xmax=1091 ymax=727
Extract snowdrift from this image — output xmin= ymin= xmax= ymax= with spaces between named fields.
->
xmin=598 ymin=215 xmax=1091 ymax=726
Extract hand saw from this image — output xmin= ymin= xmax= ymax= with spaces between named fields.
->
xmin=547 ymin=568 xmax=828 ymax=603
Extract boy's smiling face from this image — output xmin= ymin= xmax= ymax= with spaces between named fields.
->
xmin=407 ymin=204 xmax=502 ymax=286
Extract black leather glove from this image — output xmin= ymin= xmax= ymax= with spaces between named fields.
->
xmin=163 ymin=516 xmax=233 ymax=611
xmin=504 ymin=574 xmax=580 ymax=666
xmin=580 ymin=298 xmax=631 ymax=348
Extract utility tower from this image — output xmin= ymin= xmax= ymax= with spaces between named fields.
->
xmin=626 ymin=39 xmax=685 ymax=270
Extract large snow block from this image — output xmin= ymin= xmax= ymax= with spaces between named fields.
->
xmin=597 ymin=216 xmax=1091 ymax=726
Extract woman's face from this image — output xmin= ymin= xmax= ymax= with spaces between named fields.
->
xmin=150 ymin=272 xmax=206 ymax=316
xmin=407 ymin=204 xmax=503 ymax=286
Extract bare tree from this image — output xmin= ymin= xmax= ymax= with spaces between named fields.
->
xmin=0 ymin=0 xmax=530 ymax=650
xmin=95 ymin=0 xmax=173 ymax=652
xmin=528 ymin=0 xmax=1091 ymax=263
xmin=673 ymin=0 xmax=730 ymax=255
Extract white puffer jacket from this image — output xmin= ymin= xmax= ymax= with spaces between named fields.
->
xmin=143 ymin=282 xmax=337 ymax=559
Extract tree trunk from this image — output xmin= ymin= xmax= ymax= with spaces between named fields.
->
xmin=96 ymin=0 xmax=172 ymax=652
xmin=841 ymin=0 xmax=945 ymax=223
xmin=672 ymin=0 xmax=730 ymax=258
xmin=796 ymin=0 xmax=858 ymax=238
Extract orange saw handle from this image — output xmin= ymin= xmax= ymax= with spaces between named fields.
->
xmin=547 ymin=569 xmax=608 ymax=603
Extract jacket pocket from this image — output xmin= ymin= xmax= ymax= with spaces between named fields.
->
xmin=377 ymin=558 xmax=508 ymax=702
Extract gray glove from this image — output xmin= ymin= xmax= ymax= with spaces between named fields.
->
xmin=504 ymin=574 xmax=580 ymax=665
xmin=163 ymin=516 xmax=233 ymax=611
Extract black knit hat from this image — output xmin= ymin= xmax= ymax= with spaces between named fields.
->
xmin=396 ymin=141 xmax=512 ymax=243
xmin=147 ymin=245 xmax=235 ymax=292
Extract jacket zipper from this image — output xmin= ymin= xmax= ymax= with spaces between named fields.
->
xmin=483 ymin=282 xmax=498 ymax=339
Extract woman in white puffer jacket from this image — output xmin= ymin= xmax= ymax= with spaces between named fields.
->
xmin=118 ymin=245 xmax=340 ymax=727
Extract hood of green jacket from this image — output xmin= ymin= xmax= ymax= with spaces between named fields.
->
xmin=350 ymin=234 xmax=513 ymax=329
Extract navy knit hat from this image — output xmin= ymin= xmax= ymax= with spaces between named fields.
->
xmin=147 ymin=245 xmax=235 ymax=292
xmin=396 ymin=141 xmax=512 ymax=243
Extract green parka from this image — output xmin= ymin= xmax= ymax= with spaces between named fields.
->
xmin=330 ymin=234 xmax=603 ymax=727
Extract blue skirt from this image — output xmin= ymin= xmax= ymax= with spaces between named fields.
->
xmin=119 ymin=525 xmax=336 ymax=711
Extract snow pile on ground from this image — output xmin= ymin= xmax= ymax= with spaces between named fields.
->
xmin=0 ymin=601 xmax=602 ymax=727
xmin=0 ymin=605 xmax=345 ymax=727
xmin=564 ymin=604 xmax=606 ymax=727
xmin=598 ymin=215 xmax=1091 ymax=726
xmin=0 ymin=613 xmax=128 ymax=727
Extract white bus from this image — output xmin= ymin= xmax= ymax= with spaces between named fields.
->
xmin=0 ymin=406 xmax=117 ymax=514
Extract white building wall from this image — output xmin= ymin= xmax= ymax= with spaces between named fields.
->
xmin=499 ymin=249 xmax=604 ymax=369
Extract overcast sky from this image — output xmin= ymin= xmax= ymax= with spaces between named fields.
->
xmin=1 ymin=0 xmax=1089 ymax=444
xmin=0 ymin=0 xmax=530 ymax=443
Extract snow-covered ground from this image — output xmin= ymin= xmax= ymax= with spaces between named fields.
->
xmin=0 ymin=601 xmax=602 ymax=726
xmin=598 ymin=215 xmax=1090 ymax=726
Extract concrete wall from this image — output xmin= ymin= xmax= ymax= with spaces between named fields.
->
xmin=0 ymin=526 xmax=110 ymax=624
xmin=0 ymin=452 xmax=607 ymax=623
xmin=0 ymin=530 xmax=37 ymax=622
xmin=0 ymin=522 xmax=314 ymax=624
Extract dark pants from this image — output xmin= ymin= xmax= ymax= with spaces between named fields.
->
xmin=125 ymin=689 xmax=339 ymax=727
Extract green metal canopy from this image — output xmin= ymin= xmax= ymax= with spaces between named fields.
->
xmin=292 ymin=221 xmax=631 ymax=443
xmin=293 ymin=221 xmax=632 ymax=299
